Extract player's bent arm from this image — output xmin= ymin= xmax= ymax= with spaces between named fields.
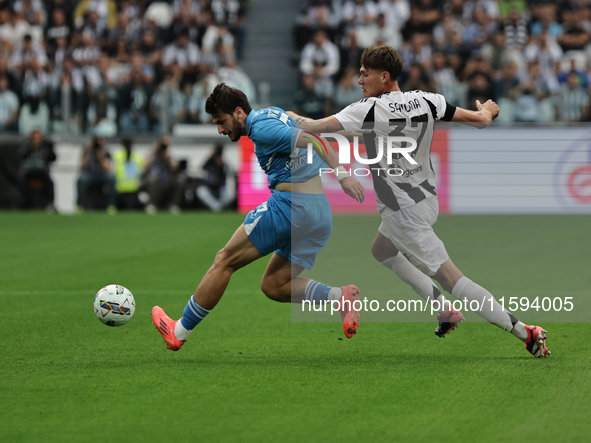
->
xmin=294 ymin=130 xmax=340 ymax=169
xmin=294 ymin=130 xmax=365 ymax=203
xmin=450 ymin=99 xmax=499 ymax=129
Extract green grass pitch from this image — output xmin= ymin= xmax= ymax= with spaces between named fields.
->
xmin=1 ymin=212 xmax=590 ymax=442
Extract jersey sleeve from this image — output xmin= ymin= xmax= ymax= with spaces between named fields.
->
xmin=420 ymin=92 xmax=453 ymax=121
xmin=334 ymin=99 xmax=376 ymax=133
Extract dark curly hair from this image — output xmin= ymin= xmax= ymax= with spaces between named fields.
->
xmin=205 ymin=83 xmax=252 ymax=117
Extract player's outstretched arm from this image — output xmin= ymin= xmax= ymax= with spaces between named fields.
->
xmin=288 ymin=112 xmax=344 ymax=134
xmin=295 ymin=130 xmax=365 ymax=203
xmin=451 ymin=99 xmax=499 ymax=129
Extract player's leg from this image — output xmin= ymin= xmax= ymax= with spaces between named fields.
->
xmin=262 ymin=192 xmax=360 ymax=337
xmin=153 ymin=224 xmax=263 ymax=350
xmin=433 ymin=257 xmax=550 ymax=357
xmin=260 ymin=252 xmax=344 ymax=303
xmin=260 ymin=253 xmax=360 ymax=338
xmin=371 ymin=230 xmax=452 ymax=315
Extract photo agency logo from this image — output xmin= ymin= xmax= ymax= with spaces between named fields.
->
xmin=304 ymin=133 xmax=418 ymax=178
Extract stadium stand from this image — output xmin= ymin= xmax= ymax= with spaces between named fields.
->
xmin=0 ymin=0 xmax=251 ymax=136
xmin=292 ymin=0 xmax=591 ymax=122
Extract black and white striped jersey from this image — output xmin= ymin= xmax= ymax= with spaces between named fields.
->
xmin=334 ymin=90 xmax=455 ymax=212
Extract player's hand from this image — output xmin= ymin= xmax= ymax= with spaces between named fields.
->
xmin=340 ymin=176 xmax=365 ymax=203
xmin=476 ymin=99 xmax=500 ymax=120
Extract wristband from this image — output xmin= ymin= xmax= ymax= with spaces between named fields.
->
xmin=333 ymin=165 xmax=348 ymax=182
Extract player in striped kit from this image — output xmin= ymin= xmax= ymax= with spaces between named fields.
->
xmin=290 ymin=45 xmax=550 ymax=358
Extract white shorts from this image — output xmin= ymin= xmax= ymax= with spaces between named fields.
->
xmin=378 ymin=196 xmax=449 ymax=276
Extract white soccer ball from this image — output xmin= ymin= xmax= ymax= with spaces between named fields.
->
xmin=93 ymin=284 xmax=136 ymax=327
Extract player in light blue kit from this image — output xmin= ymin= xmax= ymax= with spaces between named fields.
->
xmin=152 ymin=83 xmax=366 ymax=351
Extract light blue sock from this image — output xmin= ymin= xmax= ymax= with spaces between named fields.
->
xmin=305 ymin=280 xmax=341 ymax=302
xmin=180 ymin=295 xmax=210 ymax=331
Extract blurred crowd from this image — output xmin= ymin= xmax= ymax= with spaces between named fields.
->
xmin=0 ymin=0 xmax=253 ymax=136
xmin=293 ymin=0 xmax=591 ymax=123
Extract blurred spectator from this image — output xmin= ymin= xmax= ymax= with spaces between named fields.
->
xmin=183 ymin=75 xmax=217 ymax=124
xmin=462 ymin=6 xmax=496 ymax=52
xmin=0 ymin=74 xmax=20 ymax=132
xmin=210 ymin=0 xmax=246 ymax=58
xmin=113 ymin=136 xmax=144 ymax=210
xmin=293 ymin=73 xmax=329 ymax=120
xmin=0 ymin=5 xmax=34 ymax=49
xmin=401 ymin=3 xmax=440 ymax=40
xmin=161 ymin=27 xmax=202 ymax=86
xmin=466 ymin=69 xmax=496 ymax=109
xmin=342 ymin=0 xmax=379 ymax=30
xmin=530 ymin=3 xmax=562 ymax=39
xmin=87 ymin=88 xmax=117 ymax=136
xmin=514 ymin=61 xmax=558 ymax=122
xmin=217 ymin=57 xmax=256 ymax=102
xmin=432 ymin=8 xmax=464 ymax=51
xmin=523 ymin=29 xmax=563 ymax=77
xmin=377 ymin=0 xmax=411 ymax=32
xmin=197 ymin=144 xmax=233 ymax=212
xmin=14 ymin=0 xmax=47 ymax=27
xmin=557 ymin=13 xmax=591 ymax=53
xmin=142 ymin=136 xmax=185 ymax=214
xmin=150 ymin=72 xmax=185 ymax=135
xmin=202 ymin=22 xmax=235 ymax=56
xmin=356 ymin=13 xmax=402 ymax=49
xmin=119 ymin=68 xmax=153 ymax=134
xmin=300 ymin=30 xmax=340 ymax=78
xmin=138 ymin=28 xmax=163 ymax=66
xmin=554 ymin=71 xmax=591 ymax=122
xmin=399 ymin=33 xmax=432 ymax=73
xmin=77 ymin=135 xmax=116 ymax=211
xmin=401 ymin=63 xmax=435 ymax=92
xmin=557 ymin=57 xmax=587 ymax=87
xmin=463 ymin=0 xmax=499 ymax=21
xmin=73 ymin=0 xmax=117 ymax=35
xmin=494 ymin=61 xmax=521 ymax=101
xmin=18 ymin=128 xmax=56 ymax=210
xmin=294 ymin=0 xmax=339 ymax=49
xmin=502 ymin=8 xmax=528 ymax=50
xmin=0 ymin=54 xmax=20 ymax=96
xmin=104 ymin=10 xmax=142 ymax=55
xmin=334 ymin=67 xmax=364 ymax=112
xmin=432 ymin=51 xmax=466 ymax=107
xmin=482 ymin=30 xmax=518 ymax=73
xmin=10 ymin=34 xmax=47 ymax=74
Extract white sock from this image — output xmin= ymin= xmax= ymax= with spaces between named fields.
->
xmin=452 ymin=276 xmax=525 ymax=338
xmin=510 ymin=321 xmax=528 ymax=342
xmin=328 ymin=287 xmax=342 ymax=301
xmin=381 ymin=253 xmax=449 ymax=315
xmin=174 ymin=321 xmax=191 ymax=341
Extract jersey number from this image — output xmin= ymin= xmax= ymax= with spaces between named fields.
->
xmin=387 ymin=113 xmax=428 ymax=162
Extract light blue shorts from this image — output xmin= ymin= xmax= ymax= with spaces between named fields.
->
xmin=244 ymin=191 xmax=332 ymax=270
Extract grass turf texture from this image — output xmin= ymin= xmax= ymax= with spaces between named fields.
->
xmin=1 ymin=212 xmax=590 ymax=442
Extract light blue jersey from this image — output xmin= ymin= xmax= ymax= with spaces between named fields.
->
xmin=246 ymin=107 xmax=327 ymax=189
xmin=243 ymin=107 xmax=332 ymax=269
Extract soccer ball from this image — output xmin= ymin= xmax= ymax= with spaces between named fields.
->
xmin=93 ymin=284 xmax=136 ymax=327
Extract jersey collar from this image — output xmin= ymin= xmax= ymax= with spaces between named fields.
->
xmin=246 ymin=110 xmax=255 ymax=137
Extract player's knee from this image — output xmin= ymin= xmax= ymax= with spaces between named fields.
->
xmin=260 ymin=279 xmax=282 ymax=301
xmin=434 ymin=273 xmax=458 ymax=293
xmin=371 ymin=239 xmax=392 ymax=262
